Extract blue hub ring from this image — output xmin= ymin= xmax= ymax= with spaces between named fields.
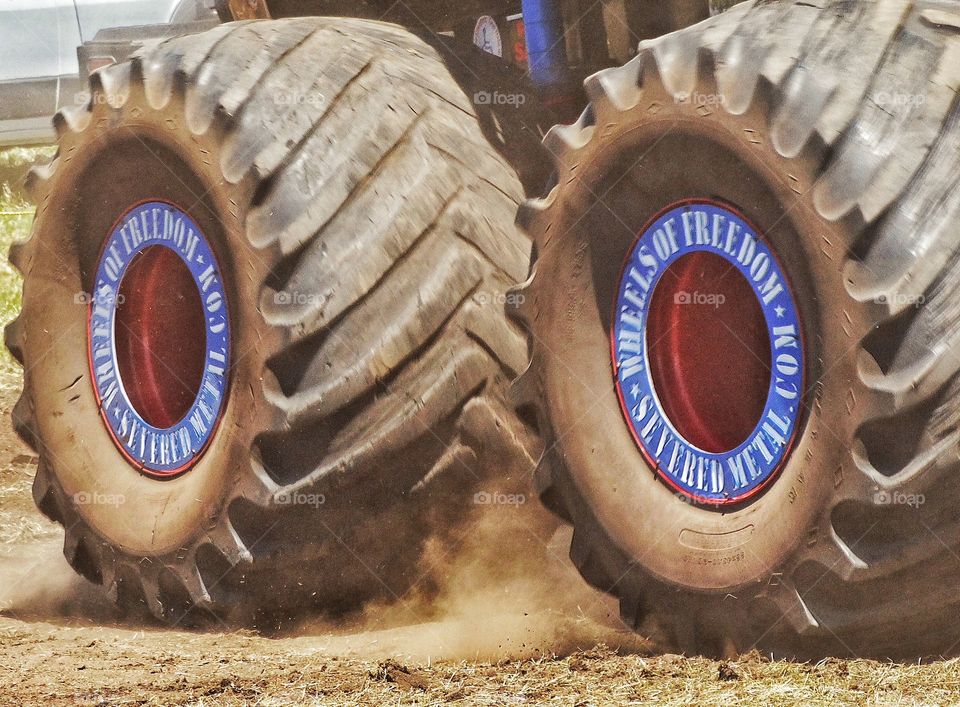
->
xmin=87 ymin=201 xmax=230 ymax=478
xmin=611 ymin=200 xmax=805 ymax=505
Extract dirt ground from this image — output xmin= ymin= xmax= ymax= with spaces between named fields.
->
xmin=5 ymin=421 xmax=960 ymax=707
xmin=4 ymin=446 xmax=960 ymax=707
xmin=3 ymin=153 xmax=960 ymax=706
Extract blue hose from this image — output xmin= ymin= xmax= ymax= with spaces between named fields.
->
xmin=521 ymin=0 xmax=567 ymax=87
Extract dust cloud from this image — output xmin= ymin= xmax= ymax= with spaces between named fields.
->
xmin=290 ymin=501 xmax=650 ymax=662
xmin=0 ymin=494 xmax=649 ymax=663
xmin=0 ymin=538 xmax=113 ymax=621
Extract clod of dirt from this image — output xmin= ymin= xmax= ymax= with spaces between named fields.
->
xmin=371 ymin=660 xmax=429 ymax=691
xmin=737 ymin=649 xmax=765 ymax=664
xmin=568 ymin=644 xmax=618 ymax=672
xmin=650 ymin=653 xmax=686 ymax=678
xmin=718 ymin=662 xmax=740 ymax=681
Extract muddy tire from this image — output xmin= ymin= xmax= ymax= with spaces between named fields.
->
xmin=514 ymin=0 xmax=960 ymax=658
xmin=8 ymin=17 xmax=542 ymax=626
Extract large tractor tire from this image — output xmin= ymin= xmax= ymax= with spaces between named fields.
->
xmin=514 ymin=0 xmax=960 ymax=658
xmin=9 ymin=17 xmax=543 ymax=626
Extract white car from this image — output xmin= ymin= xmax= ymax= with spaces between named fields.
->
xmin=0 ymin=0 xmax=218 ymax=146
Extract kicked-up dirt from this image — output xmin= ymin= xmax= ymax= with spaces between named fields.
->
xmin=4 ymin=366 xmax=960 ymax=706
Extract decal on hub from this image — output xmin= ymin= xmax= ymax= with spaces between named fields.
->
xmin=611 ymin=200 xmax=804 ymax=505
xmin=87 ymin=202 xmax=230 ymax=477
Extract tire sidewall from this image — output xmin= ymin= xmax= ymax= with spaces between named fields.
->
xmin=536 ymin=96 xmax=860 ymax=591
xmin=23 ymin=95 xmax=272 ymax=555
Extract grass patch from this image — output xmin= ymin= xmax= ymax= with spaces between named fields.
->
xmin=0 ymin=146 xmax=53 ymax=372
xmin=0 ymin=145 xmax=55 ymax=205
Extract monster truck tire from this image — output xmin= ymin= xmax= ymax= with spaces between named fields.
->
xmin=8 ymin=17 xmax=543 ymax=626
xmin=514 ymin=0 xmax=960 ymax=658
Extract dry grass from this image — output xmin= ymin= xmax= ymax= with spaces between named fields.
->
xmin=0 ymin=147 xmax=51 ymax=370
xmin=0 ymin=147 xmax=50 ymax=556
xmin=0 ymin=627 xmax=959 ymax=706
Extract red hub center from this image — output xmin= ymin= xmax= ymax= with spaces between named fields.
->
xmin=114 ymin=245 xmax=207 ymax=429
xmin=646 ymin=251 xmax=771 ymax=453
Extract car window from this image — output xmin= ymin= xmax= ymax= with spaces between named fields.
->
xmin=73 ymin=0 xmax=183 ymax=42
xmin=0 ymin=0 xmax=82 ymax=83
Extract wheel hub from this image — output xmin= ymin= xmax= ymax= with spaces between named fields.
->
xmin=87 ymin=202 xmax=230 ymax=479
xmin=611 ymin=200 xmax=804 ymax=505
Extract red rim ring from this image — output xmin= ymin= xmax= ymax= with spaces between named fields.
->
xmin=645 ymin=251 xmax=772 ymax=454
xmin=114 ymin=245 xmax=207 ymax=429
